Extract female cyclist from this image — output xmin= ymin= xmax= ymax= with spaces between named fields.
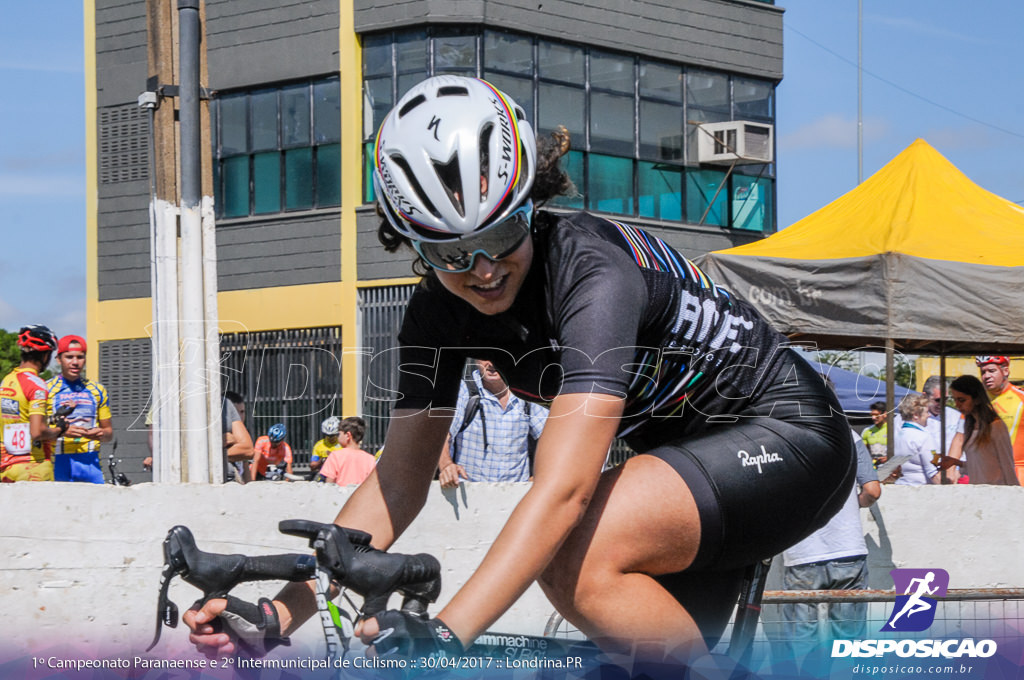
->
xmin=185 ymin=75 xmax=854 ymax=670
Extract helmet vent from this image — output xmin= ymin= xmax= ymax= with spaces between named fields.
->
xmin=398 ymin=94 xmax=427 ymax=118
xmin=432 ymin=154 xmax=465 ymax=217
xmin=389 ymin=154 xmax=441 ymax=219
xmin=479 ymin=123 xmax=493 ymax=201
xmin=437 ymin=85 xmax=470 ymax=97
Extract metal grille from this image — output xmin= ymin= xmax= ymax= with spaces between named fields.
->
xmin=98 ymin=104 xmax=149 ymax=184
xmin=220 ymin=326 xmax=343 ymax=469
xmin=359 ymin=284 xmax=417 ymax=453
xmin=97 ymin=338 xmax=153 ymax=425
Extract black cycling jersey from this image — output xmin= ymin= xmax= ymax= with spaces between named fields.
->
xmin=393 ymin=210 xmax=855 ymax=620
xmin=394 ymin=210 xmax=787 ymax=447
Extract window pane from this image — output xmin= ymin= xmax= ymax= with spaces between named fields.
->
xmin=687 ymin=108 xmax=728 ymax=163
xmin=434 ymin=33 xmax=476 ymax=70
xmin=364 ymin=141 xmax=376 ymax=204
xmin=483 ymin=73 xmax=533 ymax=125
xmin=686 ymin=69 xmax=729 ymax=111
xmin=363 ymin=77 xmax=393 ymax=140
xmin=219 ymin=94 xmax=248 ymax=155
xmin=314 ymin=78 xmax=341 ymax=144
xmin=638 ymin=161 xmax=682 ymax=221
xmin=686 ymin=168 xmax=727 ymax=227
xmin=281 ymin=84 xmax=310 ymax=148
xmin=398 ymin=71 xmax=428 ymax=100
xmin=590 ymin=92 xmax=633 ymax=156
xmin=285 ymin=147 xmax=313 ymax=210
xmin=484 ymin=31 xmax=532 ymax=74
xmin=316 ymin=143 xmax=341 ymax=207
xmin=538 ymin=41 xmax=583 ymax=82
xmin=396 ymin=31 xmax=428 ymax=74
xmin=587 ymin=154 xmax=633 ymax=215
xmin=590 ymin=50 xmax=633 ymax=94
xmin=222 ymin=156 xmax=249 ymax=217
xmin=732 ymin=175 xmax=772 ymax=231
xmin=551 ymin=150 xmax=583 ymax=210
xmin=363 ymin=36 xmax=392 ymax=77
xmin=640 ymin=61 xmax=682 ymax=102
xmin=734 ymin=77 xmax=773 ymax=119
xmin=251 ymin=90 xmax=277 ymax=152
xmin=253 ymin=152 xmax=281 ymax=214
xmin=640 ymin=100 xmax=683 ymax=161
xmin=539 ymin=82 xmax=583 ymax=141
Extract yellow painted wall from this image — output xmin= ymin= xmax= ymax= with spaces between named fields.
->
xmin=915 ymin=356 xmax=1024 ymax=390
xmin=85 ymin=14 xmax=423 ymax=419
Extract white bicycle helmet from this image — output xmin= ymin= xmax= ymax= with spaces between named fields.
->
xmin=321 ymin=416 xmax=341 ymax=436
xmin=373 ymin=75 xmax=537 ymax=242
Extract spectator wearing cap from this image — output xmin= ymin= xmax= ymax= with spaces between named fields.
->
xmin=975 ymin=356 xmax=1024 ymax=484
xmin=46 ymin=335 xmax=114 ymax=484
xmin=1 ymin=325 xmax=63 ymax=482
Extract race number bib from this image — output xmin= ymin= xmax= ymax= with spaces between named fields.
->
xmin=3 ymin=423 xmax=32 ymax=455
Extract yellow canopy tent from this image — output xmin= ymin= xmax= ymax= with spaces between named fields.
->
xmin=699 ymin=139 xmax=1024 ymax=354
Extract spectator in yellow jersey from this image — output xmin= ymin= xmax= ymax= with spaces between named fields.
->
xmin=47 ymin=335 xmax=113 ymax=484
xmin=1 ymin=326 xmax=63 ymax=482
xmin=309 ymin=416 xmax=342 ymax=479
xmin=976 ymin=356 xmax=1024 ymax=484
xmin=861 ymin=401 xmax=889 ymax=464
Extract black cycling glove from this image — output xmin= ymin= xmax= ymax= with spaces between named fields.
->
xmin=214 ymin=596 xmax=290 ymax=657
xmin=370 ymin=610 xmax=464 ymax=660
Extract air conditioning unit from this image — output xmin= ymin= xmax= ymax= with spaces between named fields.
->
xmin=696 ymin=121 xmax=774 ymax=165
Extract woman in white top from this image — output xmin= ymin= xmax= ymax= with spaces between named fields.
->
xmin=894 ymin=394 xmax=940 ymax=486
xmin=949 ymin=375 xmax=1018 ymax=485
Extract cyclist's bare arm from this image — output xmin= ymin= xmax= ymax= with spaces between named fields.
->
xmin=267 ymin=408 xmax=452 ymax=635
xmin=426 ymin=392 xmax=622 ymax=646
xmin=30 ymin=412 xmax=63 ymax=441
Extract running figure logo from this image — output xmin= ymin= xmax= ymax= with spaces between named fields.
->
xmin=882 ymin=568 xmax=950 ymax=632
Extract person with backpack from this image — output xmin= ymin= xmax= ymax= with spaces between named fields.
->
xmin=437 ymin=359 xmax=547 ymax=487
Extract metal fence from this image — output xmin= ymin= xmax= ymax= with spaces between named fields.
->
xmin=359 ymin=284 xmax=417 ymax=453
xmin=220 ymin=326 xmax=344 ymax=469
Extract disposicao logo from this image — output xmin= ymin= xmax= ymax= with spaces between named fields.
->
xmin=831 ymin=568 xmax=998 ymax=659
xmin=883 ymin=568 xmax=949 ymax=632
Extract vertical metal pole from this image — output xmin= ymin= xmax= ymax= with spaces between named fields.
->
xmin=857 ymin=0 xmax=864 ymax=185
xmin=178 ymin=0 xmax=211 ymax=482
xmin=886 ymin=338 xmax=895 ymax=459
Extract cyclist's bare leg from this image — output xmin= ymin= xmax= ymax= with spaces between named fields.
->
xmin=538 ymin=454 xmax=707 ymax=666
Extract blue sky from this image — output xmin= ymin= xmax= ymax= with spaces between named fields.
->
xmin=2 ymin=1 xmax=1023 ymax=338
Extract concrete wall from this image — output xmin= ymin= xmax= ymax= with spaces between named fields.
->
xmin=5 ymin=483 xmax=1016 ymax=661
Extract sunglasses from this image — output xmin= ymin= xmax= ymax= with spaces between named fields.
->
xmin=412 ymin=201 xmax=533 ymax=273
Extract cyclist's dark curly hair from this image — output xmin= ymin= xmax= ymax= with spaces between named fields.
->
xmin=376 ymin=127 xmax=576 ymax=276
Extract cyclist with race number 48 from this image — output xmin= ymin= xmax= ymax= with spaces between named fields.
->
xmin=184 ymin=75 xmax=854 ymax=673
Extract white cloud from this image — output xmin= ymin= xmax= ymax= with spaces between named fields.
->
xmin=868 ymin=15 xmax=990 ymax=46
xmin=0 ymin=173 xmax=84 ymax=197
xmin=0 ymin=296 xmax=25 ymax=331
xmin=780 ymin=114 xmax=890 ymax=151
xmin=921 ymin=126 xmax=996 ymax=151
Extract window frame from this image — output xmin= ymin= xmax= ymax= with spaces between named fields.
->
xmin=361 ymin=28 xmax=777 ymax=233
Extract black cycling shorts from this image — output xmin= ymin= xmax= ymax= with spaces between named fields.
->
xmin=638 ymin=349 xmax=855 ymax=639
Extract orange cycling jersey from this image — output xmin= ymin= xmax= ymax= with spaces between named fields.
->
xmin=252 ymin=435 xmax=292 ymax=477
xmin=990 ymin=383 xmax=1024 ymax=484
xmin=1 ymin=367 xmax=52 ymax=469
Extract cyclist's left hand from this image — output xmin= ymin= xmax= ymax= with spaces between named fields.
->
xmin=357 ymin=610 xmax=464 ymax=659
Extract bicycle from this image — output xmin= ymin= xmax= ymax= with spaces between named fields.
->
xmin=147 ymin=520 xmax=595 ymax=676
xmin=147 ymin=522 xmax=766 ymax=677
xmin=107 ymin=443 xmax=131 ymax=486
